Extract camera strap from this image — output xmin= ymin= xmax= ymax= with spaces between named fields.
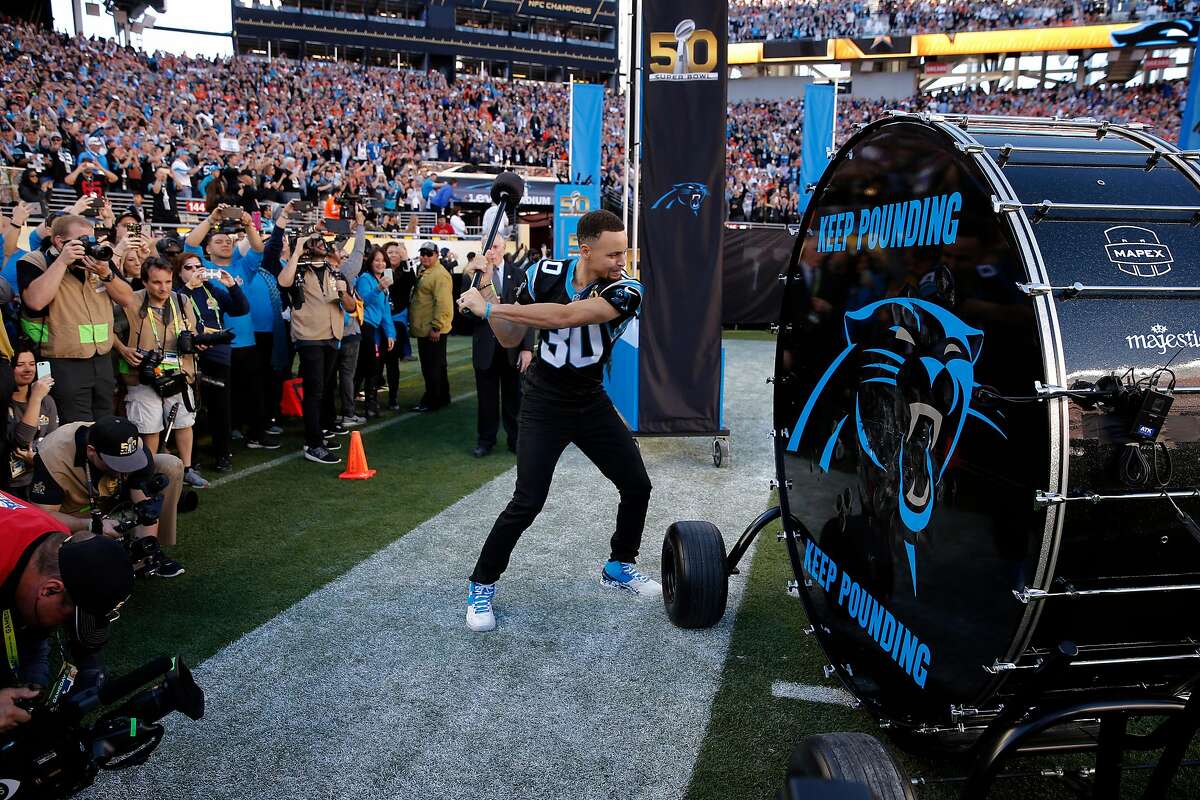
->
xmin=2 ymin=609 xmax=17 ymax=673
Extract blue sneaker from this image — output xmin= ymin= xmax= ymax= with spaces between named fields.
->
xmin=466 ymin=581 xmax=497 ymax=632
xmin=600 ymin=561 xmax=662 ymax=597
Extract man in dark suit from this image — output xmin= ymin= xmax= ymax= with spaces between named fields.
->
xmin=468 ymin=238 xmax=533 ymax=457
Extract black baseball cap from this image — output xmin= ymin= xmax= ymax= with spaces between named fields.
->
xmin=156 ymin=234 xmax=183 ymax=257
xmin=58 ymin=535 xmax=134 ymax=649
xmin=116 ymin=207 xmax=142 ymax=225
xmin=419 ymin=241 xmax=438 ymax=255
xmin=87 ymin=416 xmax=149 ymax=473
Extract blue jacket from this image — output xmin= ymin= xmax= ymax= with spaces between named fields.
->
xmin=355 ymin=272 xmax=397 ymax=341
xmin=181 ymin=280 xmax=250 ymax=366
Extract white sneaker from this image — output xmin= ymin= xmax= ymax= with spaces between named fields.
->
xmin=466 ymin=581 xmax=497 ymax=632
xmin=600 ymin=561 xmax=663 ymax=597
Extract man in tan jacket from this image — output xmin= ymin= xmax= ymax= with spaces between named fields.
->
xmin=278 ymin=233 xmax=356 ymax=465
xmin=408 ymin=241 xmax=453 ymax=412
xmin=17 ymin=215 xmax=137 ymax=423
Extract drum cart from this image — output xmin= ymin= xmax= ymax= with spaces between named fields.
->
xmin=661 ymin=111 xmax=1200 ymax=798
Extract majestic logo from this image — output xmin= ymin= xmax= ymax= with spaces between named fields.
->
xmin=1105 ymin=226 xmax=1173 ymax=277
xmin=648 ymin=19 xmax=719 ymax=81
xmin=652 ymin=182 xmax=709 ymax=216
xmin=1126 ymin=323 xmax=1200 ymax=354
xmin=786 ymin=298 xmax=1004 ymax=594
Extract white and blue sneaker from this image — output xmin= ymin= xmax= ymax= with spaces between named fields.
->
xmin=599 ymin=561 xmax=663 ymax=597
xmin=466 ymin=581 xmax=497 ymax=632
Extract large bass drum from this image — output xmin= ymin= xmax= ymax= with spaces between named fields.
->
xmin=774 ymin=112 xmax=1200 ymax=742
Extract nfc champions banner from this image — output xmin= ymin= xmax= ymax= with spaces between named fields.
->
xmin=638 ymin=0 xmax=727 ymax=434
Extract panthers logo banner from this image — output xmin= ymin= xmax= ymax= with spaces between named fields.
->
xmin=638 ymin=0 xmax=727 ymax=433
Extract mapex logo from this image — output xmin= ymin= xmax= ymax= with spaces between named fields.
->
xmin=1105 ymin=226 xmax=1173 ymax=277
xmin=652 ymin=182 xmax=709 ymax=215
xmin=648 ymin=19 xmax=719 ymax=82
xmin=1126 ymin=323 xmax=1200 ymax=354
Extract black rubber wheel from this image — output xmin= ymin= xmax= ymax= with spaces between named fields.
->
xmin=662 ymin=521 xmax=728 ymax=628
xmin=789 ymin=733 xmax=915 ymax=800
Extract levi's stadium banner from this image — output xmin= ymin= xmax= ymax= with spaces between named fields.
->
xmin=729 ymin=18 xmax=1200 ymax=64
xmin=638 ymin=0 xmax=727 ymax=434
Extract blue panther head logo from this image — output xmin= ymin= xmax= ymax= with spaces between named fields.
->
xmin=785 ymin=298 xmax=1005 ymax=593
xmin=652 ymin=182 xmax=709 ymax=216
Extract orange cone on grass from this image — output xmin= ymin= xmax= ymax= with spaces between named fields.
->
xmin=339 ymin=430 xmax=376 ymax=480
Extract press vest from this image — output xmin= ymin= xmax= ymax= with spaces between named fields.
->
xmin=19 ymin=250 xmax=116 ymax=359
xmin=34 ymin=423 xmax=115 ymax=517
xmin=290 ymin=267 xmax=345 ymax=343
xmin=121 ymin=290 xmax=200 ymax=383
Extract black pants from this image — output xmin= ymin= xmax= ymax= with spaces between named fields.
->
xmin=199 ymin=358 xmax=232 ymax=461
xmin=49 ymin=356 xmax=115 ymax=423
xmin=254 ymin=331 xmax=281 ymax=425
xmin=475 ymin=355 xmax=521 ymax=450
xmin=357 ymin=325 xmax=384 ymax=413
xmin=417 ymin=335 xmax=450 ymax=409
xmin=297 ymin=343 xmax=337 ymax=448
xmin=230 ymin=345 xmax=266 ymax=441
xmin=385 ymin=322 xmax=407 ymax=405
xmin=470 ymin=391 xmax=652 ymax=585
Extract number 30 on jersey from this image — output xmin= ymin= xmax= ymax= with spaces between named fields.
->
xmin=540 ymin=325 xmax=603 ymax=368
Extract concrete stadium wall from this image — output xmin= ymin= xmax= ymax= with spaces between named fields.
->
xmin=848 ymin=68 xmax=918 ymax=100
xmin=729 ymin=75 xmax=812 ymax=103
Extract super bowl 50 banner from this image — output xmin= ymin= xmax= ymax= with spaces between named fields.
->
xmin=554 ymin=184 xmax=600 ymax=259
xmin=638 ymin=0 xmax=727 ymax=434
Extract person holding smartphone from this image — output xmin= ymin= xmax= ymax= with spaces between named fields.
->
xmin=354 ymin=246 xmax=396 ymax=419
xmin=6 ymin=346 xmax=59 ymax=499
xmin=175 ymin=253 xmax=248 ymax=474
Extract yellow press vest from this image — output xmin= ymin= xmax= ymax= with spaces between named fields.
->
xmin=19 ymin=250 xmax=116 ymax=359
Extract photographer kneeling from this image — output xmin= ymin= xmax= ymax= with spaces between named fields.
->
xmin=27 ymin=416 xmax=185 ymax=578
xmin=0 ymin=494 xmax=133 ymax=731
xmin=278 ymin=234 xmax=356 ymax=465
xmin=112 ymin=256 xmax=209 ymax=490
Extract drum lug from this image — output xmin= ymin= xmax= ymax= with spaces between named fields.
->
xmin=1034 ymin=490 xmax=1066 ymax=507
xmin=1095 ymin=121 xmax=1111 ymax=139
xmin=992 ymin=196 xmax=1022 ymax=214
xmin=787 ymin=579 xmax=805 ymax=596
xmin=1016 ymin=281 xmax=1053 ymax=297
xmin=1145 ymin=150 xmax=1163 ymax=172
xmin=956 ymin=143 xmax=986 ymax=155
xmin=777 ymin=531 xmax=788 ymax=542
xmin=770 ymin=479 xmax=793 ymax=491
xmin=984 ymin=658 xmax=1033 ymax=674
xmin=822 ymin=663 xmax=837 ymax=679
xmin=1013 ymin=586 xmax=1050 ymax=603
xmin=802 ymin=625 xmax=815 ymax=635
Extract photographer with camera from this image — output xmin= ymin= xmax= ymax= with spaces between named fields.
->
xmin=27 ymin=416 xmax=185 ymax=578
xmin=0 ymin=495 xmax=133 ymax=728
xmin=278 ymin=233 xmax=356 ymax=465
xmin=111 ymin=256 xmax=209 ymax=489
xmin=176 ymin=253 xmax=246 ymax=475
xmin=17 ymin=214 xmax=137 ymax=423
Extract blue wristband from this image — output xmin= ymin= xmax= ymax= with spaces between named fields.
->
xmin=484 ymin=302 xmax=492 ymax=320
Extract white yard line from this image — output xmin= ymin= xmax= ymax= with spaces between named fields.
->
xmin=771 ymin=681 xmax=859 ymax=708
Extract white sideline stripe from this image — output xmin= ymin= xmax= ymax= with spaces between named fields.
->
xmin=207 ymin=390 xmax=477 ymax=488
xmin=771 ymin=681 xmax=858 ymax=707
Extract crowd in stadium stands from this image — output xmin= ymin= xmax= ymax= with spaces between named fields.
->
xmin=727 ymin=0 xmax=1190 ymax=41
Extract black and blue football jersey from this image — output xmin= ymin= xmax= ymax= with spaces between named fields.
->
xmin=515 ymin=257 xmax=643 ymax=402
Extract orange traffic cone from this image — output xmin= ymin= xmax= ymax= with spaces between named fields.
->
xmin=339 ymin=430 xmax=376 ymax=480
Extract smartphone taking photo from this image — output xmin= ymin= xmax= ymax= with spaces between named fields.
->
xmin=36 ymin=361 xmax=52 ymax=381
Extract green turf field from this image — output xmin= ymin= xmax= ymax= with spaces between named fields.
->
xmin=101 ymin=333 xmax=1199 ymax=798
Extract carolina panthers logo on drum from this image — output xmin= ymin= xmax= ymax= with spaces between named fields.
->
xmin=651 ymin=182 xmax=709 ymax=216
xmin=1104 ymin=226 xmax=1173 ymax=278
xmin=785 ymin=298 xmax=1005 ymax=594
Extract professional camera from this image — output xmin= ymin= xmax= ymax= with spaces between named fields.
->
xmin=176 ymin=328 xmax=235 ymax=355
xmin=135 ymin=351 xmax=186 ymax=399
xmin=74 ymin=237 xmax=113 ymax=265
xmin=0 ymin=655 xmax=204 ymax=799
